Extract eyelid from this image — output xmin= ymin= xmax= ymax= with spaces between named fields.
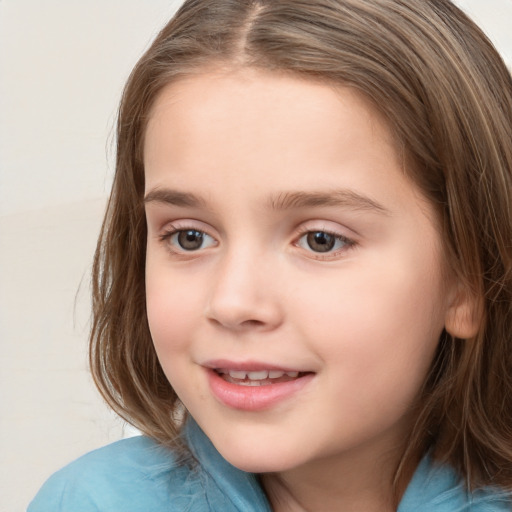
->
xmin=158 ymin=220 xmax=219 ymax=254
xmin=293 ymin=221 xmax=357 ymax=259
xmin=158 ymin=218 xmax=216 ymax=236
xmin=294 ymin=220 xmax=357 ymax=240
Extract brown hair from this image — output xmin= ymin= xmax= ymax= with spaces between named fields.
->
xmin=90 ymin=0 xmax=512 ymax=495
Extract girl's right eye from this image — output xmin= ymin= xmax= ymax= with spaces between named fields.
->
xmin=162 ymin=229 xmax=216 ymax=252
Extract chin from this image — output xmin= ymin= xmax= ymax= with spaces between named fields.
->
xmin=214 ymin=436 xmax=305 ymax=474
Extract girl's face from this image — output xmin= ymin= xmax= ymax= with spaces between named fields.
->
xmin=144 ymin=70 xmax=457 ymax=475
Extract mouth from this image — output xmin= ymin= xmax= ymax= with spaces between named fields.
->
xmin=204 ymin=363 xmax=315 ymax=411
xmin=214 ymin=368 xmax=309 ymax=386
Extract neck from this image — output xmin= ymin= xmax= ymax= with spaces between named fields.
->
xmin=260 ymin=442 xmax=416 ymax=512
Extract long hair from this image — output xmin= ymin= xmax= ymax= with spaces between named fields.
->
xmin=90 ymin=0 xmax=512 ymax=493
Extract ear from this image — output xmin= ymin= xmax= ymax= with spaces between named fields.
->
xmin=444 ymin=281 xmax=482 ymax=339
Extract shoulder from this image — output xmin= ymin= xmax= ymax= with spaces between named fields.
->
xmin=399 ymin=456 xmax=512 ymax=512
xmin=28 ymin=421 xmax=272 ymax=512
xmin=27 ymin=436 xmax=204 ymax=512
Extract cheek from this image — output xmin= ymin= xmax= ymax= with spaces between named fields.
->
xmin=145 ymin=267 xmax=207 ymax=403
xmin=294 ymin=247 xmax=447 ymax=388
xmin=145 ymin=260 xmax=200 ymax=359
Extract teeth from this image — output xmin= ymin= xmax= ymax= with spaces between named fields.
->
xmin=247 ymin=370 xmax=268 ymax=380
xmin=217 ymin=368 xmax=301 ymax=381
xmin=229 ymin=370 xmax=247 ymax=379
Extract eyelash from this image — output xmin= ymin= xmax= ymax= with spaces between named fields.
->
xmin=159 ymin=225 xmax=217 ymax=254
xmin=158 ymin=225 xmax=356 ymax=259
xmin=294 ymin=227 xmax=356 ymax=259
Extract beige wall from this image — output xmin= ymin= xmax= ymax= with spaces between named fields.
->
xmin=1 ymin=1 xmax=511 ymax=511
xmin=0 ymin=2 xmax=182 ymax=511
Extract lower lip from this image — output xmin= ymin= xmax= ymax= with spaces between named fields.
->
xmin=206 ymin=369 xmax=314 ymax=411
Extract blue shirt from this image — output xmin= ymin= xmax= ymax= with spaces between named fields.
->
xmin=28 ymin=420 xmax=511 ymax=511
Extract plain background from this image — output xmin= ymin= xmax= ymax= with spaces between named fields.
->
xmin=1 ymin=1 xmax=511 ymax=511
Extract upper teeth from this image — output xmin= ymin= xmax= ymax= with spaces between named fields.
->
xmin=217 ymin=369 xmax=299 ymax=380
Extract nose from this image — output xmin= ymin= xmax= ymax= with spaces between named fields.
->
xmin=205 ymin=248 xmax=284 ymax=332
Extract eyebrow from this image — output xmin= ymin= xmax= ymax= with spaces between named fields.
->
xmin=144 ymin=187 xmax=390 ymax=215
xmin=268 ymin=190 xmax=390 ymax=215
xmin=144 ymin=188 xmax=207 ymax=208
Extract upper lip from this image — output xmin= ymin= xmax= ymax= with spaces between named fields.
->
xmin=202 ymin=359 xmax=309 ymax=373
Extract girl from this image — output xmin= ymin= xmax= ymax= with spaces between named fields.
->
xmin=29 ymin=0 xmax=512 ymax=510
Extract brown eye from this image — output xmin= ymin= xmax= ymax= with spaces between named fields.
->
xmin=306 ymin=231 xmax=336 ymax=252
xmin=166 ymin=229 xmax=216 ymax=252
xmin=162 ymin=226 xmax=217 ymax=253
xmin=296 ymin=230 xmax=353 ymax=255
xmin=176 ymin=230 xmax=205 ymax=250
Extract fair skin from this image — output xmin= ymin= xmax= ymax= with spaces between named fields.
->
xmin=143 ymin=69 xmax=466 ymax=511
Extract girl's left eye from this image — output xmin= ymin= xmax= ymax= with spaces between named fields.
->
xmin=297 ymin=230 xmax=353 ymax=254
xmin=163 ymin=229 xmax=216 ymax=252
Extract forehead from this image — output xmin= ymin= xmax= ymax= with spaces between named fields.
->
xmin=143 ymin=69 xmax=401 ymax=186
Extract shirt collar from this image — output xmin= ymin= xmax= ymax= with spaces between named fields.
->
xmin=184 ymin=419 xmax=509 ymax=511
xmin=184 ymin=418 xmax=272 ymax=511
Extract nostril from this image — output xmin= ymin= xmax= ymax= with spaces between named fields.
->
xmin=208 ymin=317 xmax=265 ymax=329
xmin=205 ymin=286 xmax=283 ymax=330
xmin=242 ymin=319 xmax=265 ymax=327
